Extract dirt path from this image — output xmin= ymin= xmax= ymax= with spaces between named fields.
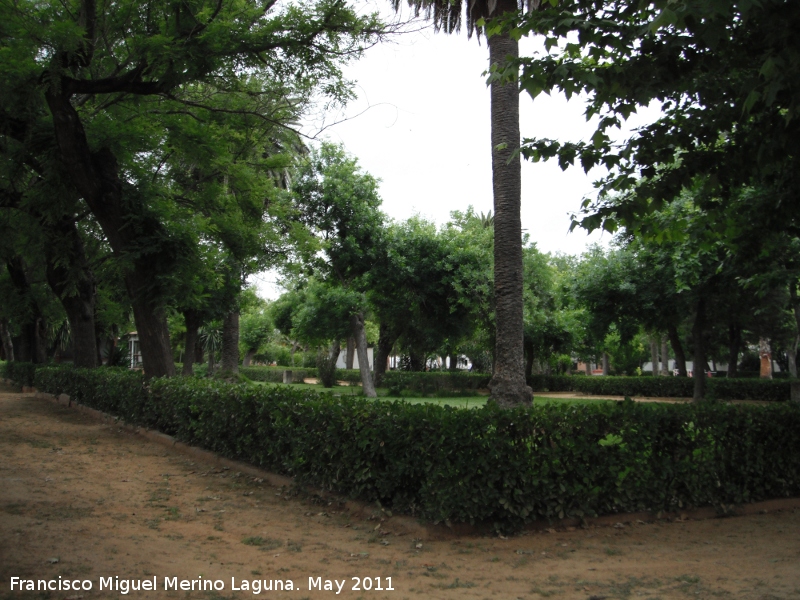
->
xmin=1 ymin=389 xmax=799 ymax=600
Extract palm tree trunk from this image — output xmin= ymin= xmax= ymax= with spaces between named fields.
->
xmin=487 ymin=31 xmax=532 ymax=407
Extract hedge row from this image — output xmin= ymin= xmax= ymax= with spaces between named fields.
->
xmin=31 ymin=366 xmax=800 ymax=529
xmin=239 ymin=366 xmax=365 ymax=385
xmin=383 ymin=371 xmax=491 ymax=396
xmin=569 ymin=375 xmax=791 ymax=402
xmin=1 ymin=361 xmax=38 ymax=386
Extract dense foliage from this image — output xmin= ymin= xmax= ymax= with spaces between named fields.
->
xmin=29 ymin=366 xmax=800 ymax=529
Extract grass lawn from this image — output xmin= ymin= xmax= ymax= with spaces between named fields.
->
xmin=249 ymin=380 xmax=620 ymax=408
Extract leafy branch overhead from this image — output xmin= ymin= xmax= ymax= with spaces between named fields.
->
xmin=496 ymin=0 xmax=800 ymax=233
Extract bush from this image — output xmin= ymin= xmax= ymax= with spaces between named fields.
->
xmin=383 ymin=371 xmax=491 ymax=396
xmin=526 ymin=375 xmax=574 ymax=392
xmin=571 ymin=376 xmax=695 ymax=398
xmin=568 ymin=375 xmax=790 ymax=402
xmin=2 ymin=361 xmax=38 ymax=386
xmin=32 ymin=366 xmax=800 ymax=530
xmin=240 ymin=366 xmax=317 ymax=384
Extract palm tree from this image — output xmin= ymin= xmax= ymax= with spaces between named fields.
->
xmin=394 ymin=0 xmax=535 ymax=406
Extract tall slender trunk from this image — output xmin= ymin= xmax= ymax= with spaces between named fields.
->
xmin=692 ymin=298 xmax=707 ymax=402
xmin=220 ymin=311 xmax=240 ymax=374
xmin=667 ymin=324 xmax=688 ymax=377
xmin=602 ymin=352 xmax=610 ymax=376
xmin=46 ymin=83 xmax=175 ymax=378
xmin=660 ymin=339 xmax=670 ymax=376
xmin=486 ymin=31 xmax=532 ymax=407
xmin=345 ymin=337 xmax=355 ymax=370
xmin=373 ymin=323 xmax=396 ymax=387
xmin=758 ymin=338 xmax=772 ymax=379
xmin=524 ymin=339 xmax=535 ymax=379
xmin=789 ymin=282 xmax=800 ymax=378
xmin=5 ymin=258 xmax=46 ymax=364
xmin=649 ymin=336 xmax=659 ymax=376
xmin=182 ymin=310 xmax=201 ymax=376
xmin=350 ymin=311 xmax=376 ymax=397
xmin=0 ymin=318 xmax=14 ymax=362
xmin=43 ymin=217 xmax=98 ymax=368
xmin=726 ymin=323 xmax=741 ymax=378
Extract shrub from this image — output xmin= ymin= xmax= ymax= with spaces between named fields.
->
xmin=32 ymin=366 xmax=800 ymax=530
xmin=2 ymin=361 xmax=38 ymax=386
xmin=239 ymin=366 xmax=317 ymax=383
xmin=383 ymin=371 xmax=491 ymax=396
xmin=526 ymin=375 xmax=573 ymax=392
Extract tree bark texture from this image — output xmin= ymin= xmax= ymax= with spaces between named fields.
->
xmin=667 ymin=324 xmax=688 ymax=377
xmin=345 ymin=337 xmax=355 ymax=370
xmin=45 ymin=84 xmax=175 ymax=378
xmin=221 ymin=311 xmax=240 ymax=374
xmin=789 ymin=282 xmax=800 ymax=378
xmin=5 ymin=258 xmax=47 ymax=364
xmin=692 ymin=298 xmax=707 ymax=402
xmin=373 ymin=324 xmax=396 ymax=387
xmin=317 ymin=339 xmax=341 ymax=388
xmin=649 ymin=337 xmax=658 ymax=377
xmin=726 ymin=323 xmax=741 ymax=378
xmin=182 ymin=310 xmax=201 ymax=376
xmin=486 ymin=32 xmax=532 ymax=407
xmin=243 ymin=349 xmax=256 ymax=367
xmin=0 ymin=318 xmax=14 ymax=362
xmin=43 ymin=217 xmax=98 ymax=368
xmin=660 ymin=339 xmax=670 ymax=376
xmin=758 ymin=338 xmax=772 ymax=379
xmin=602 ymin=352 xmax=610 ymax=376
xmin=350 ymin=312 xmax=376 ymax=397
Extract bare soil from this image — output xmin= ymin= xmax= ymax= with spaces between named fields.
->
xmin=1 ymin=387 xmax=799 ymax=600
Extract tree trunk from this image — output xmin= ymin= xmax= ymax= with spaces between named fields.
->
xmin=317 ymin=339 xmax=341 ymax=388
xmin=220 ymin=311 xmax=240 ymax=374
xmin=660 ymin=339 xmax=670 ymax=376
xmin=449 ymin=353 xmax=459 ymax=372
xmin=649 ymin=336 xmax=658 ymax=376
xmin=43 ymin=217 xmax=98 ymax=368
xmin=524 ymin=339 xmax=535 ymax=379
xmin=758 ymin=338 xmax=772 ymax=379
xmin=667 ymin=324 xmax=688 ymax=377
xmin=789 ymin=282 xmax=800 ymax=378
xmin=194 ymin=339 xmax=204 ymax=365
xmin=243 ymin=349 xmax=256 ymax=367
xmin=373 ymin=324 xmax=396 ymax=387
xmin=726 ymin=323 xmax=741 ymax=378
xmin=692 ymin=298 xmax=707 ymax=402
xmin=5 ymin=258 xmax=47 ymax=364
xmin=350 ymin=311 xmax=376 ymax=398
xmin=182 ymin=310 xmax=201 ymax=376
xmin=486 ymin=31 xmax=532 ymax=407
xmin=46 ymin=82 xmax=175 ymax=378
xmin=602 ymin=352 xmax=610 ymax=376
xmin=345 ymin=337 xmax=355 ymax=370
xmin=0 ymin=318 xmax=14 ymax=362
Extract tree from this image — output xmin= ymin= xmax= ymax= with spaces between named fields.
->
xmin=394 ymin=0 xmax=537 ymax=406
xmin=0 ymin=0 xmax=382 ymax=377
xmin=287 ymin=143 xmax=386 ymax=396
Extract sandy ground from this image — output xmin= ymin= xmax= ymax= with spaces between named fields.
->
xmin=1 ymin=387 xmax=799 ymax=600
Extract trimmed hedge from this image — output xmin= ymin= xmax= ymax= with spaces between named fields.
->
xmin=239 ymin=366 xmax=364 ymax=385
xmin=526 ymin=375 xmax=574 ymax=392
xmin=32 ymin=366 xmax=800 ymax=529
xmin=240 ymin=366 xmax=317 ymax=384
xmin=2 ymin=361 xmax=38 ymax=386
xmin=383 ymin=371 xmax=491 ymax=396
xmin=570 ymin=375 xmax=790 ymax=402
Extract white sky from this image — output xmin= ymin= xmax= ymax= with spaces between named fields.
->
xmin=252 ymin=3 xmax=658 ymax=299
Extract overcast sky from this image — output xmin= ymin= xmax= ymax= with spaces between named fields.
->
xmin=251 ymin=3 xmax=653 ymax=298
